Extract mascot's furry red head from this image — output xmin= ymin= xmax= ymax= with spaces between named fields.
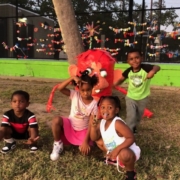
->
xmin=69 ymin=49 xmax=122 ymax=100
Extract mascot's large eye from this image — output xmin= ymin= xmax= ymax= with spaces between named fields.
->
xmin=100 ymin=70 xmax=107 ymax=77
xmin=86 ymin=68 xmax=92 ymax=74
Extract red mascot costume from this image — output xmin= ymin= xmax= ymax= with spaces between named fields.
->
xmin=47 ymin=49 xmax=153 ymax=118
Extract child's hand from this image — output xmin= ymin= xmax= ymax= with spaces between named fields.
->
xmin=24 ymin=136 xmax=39 ymax=145
xmin=79 ymin=142 xmax=90 ymax=155
xmin=106 ymin=147 xmax=120 ymax=160
xmin=92 ymin=114 xmax=100 ymax=126
xmin=73 ymin=76 xmax=87 ymax=86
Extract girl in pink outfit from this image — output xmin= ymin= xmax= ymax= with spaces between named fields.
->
xmin=50 ymin=71 xmax=98 ymax=161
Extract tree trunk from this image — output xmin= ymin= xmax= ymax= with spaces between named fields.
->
xmin=52 ymin=0 xmax=84 ymax=64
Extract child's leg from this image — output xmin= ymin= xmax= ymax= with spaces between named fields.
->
xmin=51 ymin=116 xmax=64 ymax=141
xmin=125 ymin=96 xmax=138 ymax=132
xmin=50 ymin=116 xmax=64 ymax=161
xmin=0 ymin=126 xmax=11 ymax=140
xmin=0 ymin=126 xmax=16 ymax=154
xmin=137 ymin=96 xmax=149 ymax=125
xmin=27 ymin=127 xmax=39 ymax=152
xmin=28 ymin=127 xmax=39 ymax=144
xmin=28 ymin=127 xmax=39 ymax=140
xmin=118 ymin=148 xmax=136 ymax=171
xmin=118 ymin=148 xmax=137 ymax=180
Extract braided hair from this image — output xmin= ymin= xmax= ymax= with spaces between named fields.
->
xmin=97 ymin=96 xmax=121 ymax=116
xmin=73 ymin=69 xmax=98 ymax=88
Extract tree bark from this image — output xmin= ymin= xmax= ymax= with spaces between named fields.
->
xmin=52 ymin=0 xmax=84 ymax=64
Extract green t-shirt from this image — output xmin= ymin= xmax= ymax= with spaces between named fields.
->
xmin=122 ymin=64 xmax=154 ymax=100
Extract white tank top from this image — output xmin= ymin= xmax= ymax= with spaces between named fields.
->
xmin=100 ymin=116 xmax=139 ymax=152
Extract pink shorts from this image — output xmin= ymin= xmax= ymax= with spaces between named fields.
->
xmin=61 ymin=117 xmax=93 ymax=146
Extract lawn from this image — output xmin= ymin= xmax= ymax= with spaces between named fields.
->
xmin=0 ymin=78 xmax=180 ymax=180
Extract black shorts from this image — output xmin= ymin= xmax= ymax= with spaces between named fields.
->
xmin=11 ymin=127 xmax=29 ymax=140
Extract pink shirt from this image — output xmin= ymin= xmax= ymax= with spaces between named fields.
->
xmin=69 ymin=90 xmax=98 ymax=131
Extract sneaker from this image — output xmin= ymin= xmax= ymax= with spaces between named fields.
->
xmin=125 ymin=171 xmax=137 ymax=180
xmin=29 ymin=145 xmax=38 ymax=153
xmin=1 ymin=141 xmax=16 ymax=154
xmin=50 ymin=141 xmax=63 ymax=161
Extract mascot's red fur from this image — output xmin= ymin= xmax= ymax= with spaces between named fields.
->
xmin=68 ymin=49 xmax=122 ymax=100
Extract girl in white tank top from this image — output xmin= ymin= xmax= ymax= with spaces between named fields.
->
xmin=90 ymin=96 xmax=141 ymax=180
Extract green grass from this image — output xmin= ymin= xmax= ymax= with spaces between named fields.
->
xmin=0 ymin=79 xmax=180 ymax=180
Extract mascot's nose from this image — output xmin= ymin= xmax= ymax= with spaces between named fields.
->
xmin=95 ymin=76 xmax=109 ymax=90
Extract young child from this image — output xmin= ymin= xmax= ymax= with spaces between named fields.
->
xmin=114 ymin=49 xmax=160 ymax=133
xmin=50 ymin=72 xmax=98 ymax=161
xmin=90 ymin=96 xmax=140 ymax=180
xmin=0 ymin=90 xmax=39 ymax=153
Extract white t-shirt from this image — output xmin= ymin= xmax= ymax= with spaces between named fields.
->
xmin=69 ymin=90 xmax=98 ymax=131
xmin=100 ymin=116 xmax=141 ymax=158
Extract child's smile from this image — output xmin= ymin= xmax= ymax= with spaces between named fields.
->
xmin=100 ymin=99 xmax=119 ymax=121
xmin=127 ymin=52 xmax=142 ymax=71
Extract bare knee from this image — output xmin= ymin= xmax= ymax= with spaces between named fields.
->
xmin=118 ymin=148 xmax=135 ymax=163
xmin=0 ymin=126 xmax=7 ymax=133
xmin=52 ymin=116 xmax=63 ymax=127
xmin=0 ymin=126 xmax=12 ymax=139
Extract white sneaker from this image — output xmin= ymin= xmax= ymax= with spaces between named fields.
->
xmin=50 ymin=141 xmax=63 ymax=161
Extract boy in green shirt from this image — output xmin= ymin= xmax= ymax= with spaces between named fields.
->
xmin=114 ymin=49 xmax=160 ymax=134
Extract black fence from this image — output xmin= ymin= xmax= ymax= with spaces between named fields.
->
xmin=1 ymin=7 xmax=180 ymax=63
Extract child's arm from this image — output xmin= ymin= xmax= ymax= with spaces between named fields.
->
xmin=113 ymin=75 xmax=126 ymax=86
xmin=79 ymin=124 xmax=91 ymax=155
xmin=145 ymin=65 xmax=160 ymax=80
xmin=107 ymin=120 xmax=135 ymax=159
xmin=114 ymin=68 xmax=129 ymax=86
xmin=79 ymin=115 xmax=94 ymax=155
xmin=24 ymin=135 xmax=39 ymax=145
xmin=58 ymin=76 xmax=83 ymax=96
xmin=89 ymin=115 xmax=101 ymax=141
xmin=24 ymin=113 xmax=39 ymax=145
xmin=79 ymin=114 xmax=101 ymax=155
